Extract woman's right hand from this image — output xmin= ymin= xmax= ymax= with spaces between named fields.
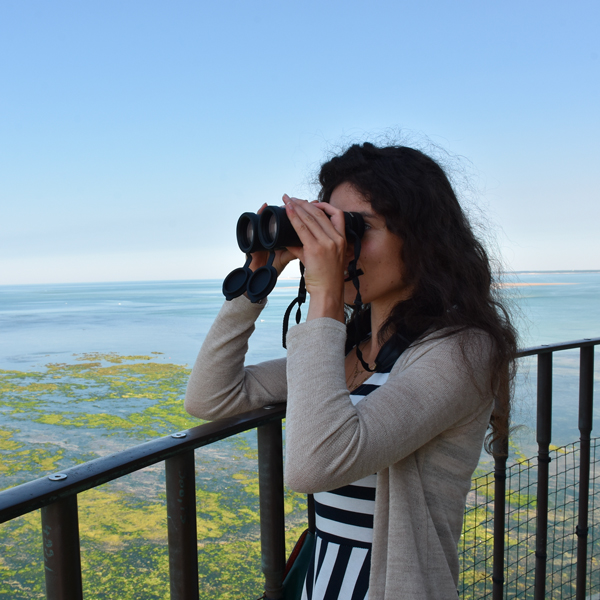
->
xmin=247 ymin=202 xmax=296 ymax=275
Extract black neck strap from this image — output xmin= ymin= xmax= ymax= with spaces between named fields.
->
xmin=346 ymin=229 xmax=375 ymax=372
xmin=282 ymin=262 xmax=306 ymax=349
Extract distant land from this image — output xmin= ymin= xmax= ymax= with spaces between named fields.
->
xmin=510 ymin=270 xmax=600 ymax=274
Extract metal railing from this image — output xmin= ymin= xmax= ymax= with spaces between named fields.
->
xmin=488 ymin=337 xmax=599 ymax=600
xmin=0 ymin=337 xmax=598 ymax=599
xmin=1 ymin=406 xmax=288 ymax=600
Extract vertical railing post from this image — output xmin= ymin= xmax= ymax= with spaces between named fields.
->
xmin=166 ymin=449 xmax=199 ymax=600
xmin=257 ymin=419 xmax=285 ymax=600
xmin=576 ymin=345 xmax=594 ymax=600
xmin=492 ymin=432 xmax=508 ymax=600
xmin=41 ymin=495 xmax=83 ymax=600
xmin=534 ymin=351 xmax=553 ymax=600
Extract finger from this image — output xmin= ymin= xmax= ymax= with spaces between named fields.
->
xmin=273 ymin=247 xmax=299 ymax=275
xmin=312 ymin=202 xmax=347 ymax=237
xmin=293 ymin=203 xmax=343 ymax=247
xmin=282 ymin=245 xmax=304 ymax=264
xmin=288 ymin=198 xmax=345 ymax=244
xmin=257 ymin=202 xmax=268 ymax=214
xmin=283 ymin=199 xmax=326 ymax=246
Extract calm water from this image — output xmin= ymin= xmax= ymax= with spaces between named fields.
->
xmin=0 ymin=278 xmax=301 ymax=371
xmin=1 ymin=272 xmax=599 ymax=455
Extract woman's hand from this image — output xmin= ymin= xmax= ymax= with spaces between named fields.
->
xmin=247 ymin=203 xmax=295 ymax=275
xmin=282 ymin=195 xmax=347 ymax=323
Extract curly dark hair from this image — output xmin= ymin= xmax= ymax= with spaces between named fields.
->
xmin=318 ymin=142 xmax=518 ymax=455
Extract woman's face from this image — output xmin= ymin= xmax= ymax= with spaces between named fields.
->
xmin=329 ymin=182 xmax=412 ymax=310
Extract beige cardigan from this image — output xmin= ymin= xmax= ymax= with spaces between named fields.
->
xmin=185 ymin=295 xmax=493 ymax=599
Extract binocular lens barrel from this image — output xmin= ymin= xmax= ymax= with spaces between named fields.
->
xmin=236 ymin=213 xmax=262 ymax=253
xmin=258 ymin=206 xmax=302 ymax=250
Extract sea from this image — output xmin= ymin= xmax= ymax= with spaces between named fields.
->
xmin=0 ymin=272 xmax=599 ymax=599
xmin=0 ymin=272 xmax=599 ymax=456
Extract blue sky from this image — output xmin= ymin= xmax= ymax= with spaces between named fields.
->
xmin=1 ymin=0 xmax=598 ymax=284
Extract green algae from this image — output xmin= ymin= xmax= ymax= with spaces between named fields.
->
xmin=0 ymin=354 xmax=308 ymax=599
xmin=0 ymin=498 xmax=302 ymax=600
xmin=0 ymin=352 xmax=197 ymax=473
xmin=6 ymin=353 xmax=588 ymax=598
xmin=0 ymin=427 xmax=68 ymax=479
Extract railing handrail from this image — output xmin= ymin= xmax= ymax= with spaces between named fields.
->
xmin=2 ymin=337 xmax=599 ymax=521
xmin=0 ymin=403 xmax=286 ymax=524
xmin=516 ymin=336 xmax=600 ymax=357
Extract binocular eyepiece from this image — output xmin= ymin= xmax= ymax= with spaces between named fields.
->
xmin=223 ymin=205 xmax=366 ymax=303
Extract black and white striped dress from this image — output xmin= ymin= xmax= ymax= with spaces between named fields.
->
xmin=300 ymin=369 xmax=392 ymax=600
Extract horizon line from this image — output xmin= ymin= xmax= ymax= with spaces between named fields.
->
xmin=1 ymin=270 xmax=600 ymax=288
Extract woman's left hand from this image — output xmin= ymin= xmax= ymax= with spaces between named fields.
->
xmin=282 ymin=194 xmax=347 ymax=323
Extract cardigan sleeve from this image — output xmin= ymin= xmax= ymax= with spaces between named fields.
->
xmin=184 ymin=295 xmax=288 ymax=420
xmin=284 ymin=317 xmax=493 ymax=493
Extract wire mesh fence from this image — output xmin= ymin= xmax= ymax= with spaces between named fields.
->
xmin=459 ymin=438 xmax=600 ymax=599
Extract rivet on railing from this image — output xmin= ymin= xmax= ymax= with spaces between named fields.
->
xmin=171 ymin=432 xmax=187 ymax=439
xmin=48 ymin=474 xmax=68 ymax=481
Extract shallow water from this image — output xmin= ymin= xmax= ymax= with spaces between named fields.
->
xmin=1 ymin=273 xmax=599 ymax=599
xmin=1 ymin=273 xmax=599 ymax=454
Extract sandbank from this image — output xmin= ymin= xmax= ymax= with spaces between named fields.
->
xmin=499 ymin=283 xmax=578 ymax=287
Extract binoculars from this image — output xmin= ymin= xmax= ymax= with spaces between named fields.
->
xmin=223 ymin=205 xmax=366 ymax=303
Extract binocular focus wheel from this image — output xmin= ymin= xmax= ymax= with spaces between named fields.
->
xmin=247 ymin=266 xmax=278 ymax=303
xmin=222 ymin=267 xmax=252 ymax=301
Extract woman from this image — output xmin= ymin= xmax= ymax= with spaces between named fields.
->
xmin=185 ymin=143 xmax=517 ymax=599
